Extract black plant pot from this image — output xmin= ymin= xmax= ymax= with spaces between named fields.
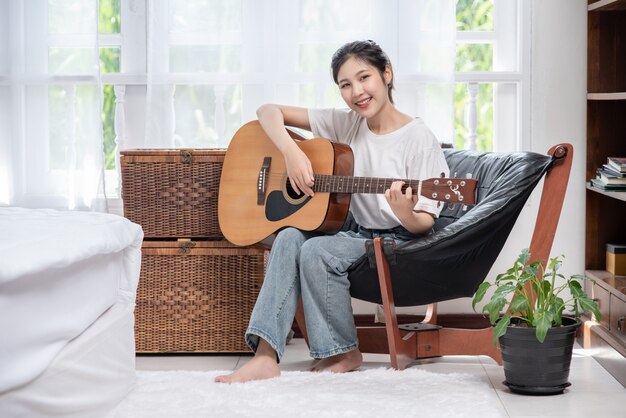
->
xmin=499 ymin=316 xmax=581 ymax=395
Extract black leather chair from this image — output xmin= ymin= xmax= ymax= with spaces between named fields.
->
xmin=296 ymin=143 xmax=573 ymax=369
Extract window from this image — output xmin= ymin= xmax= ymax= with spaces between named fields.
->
xmin=2 ymin=1 xmax=525 ymax=207
xmin=104 ymin=0 xmax=528 ymax=200
xmin=454 ymin=0 xmax=528 ymax=152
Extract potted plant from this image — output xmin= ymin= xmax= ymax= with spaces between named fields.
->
xmin=472 ymin=248 xmax=601 ymax=395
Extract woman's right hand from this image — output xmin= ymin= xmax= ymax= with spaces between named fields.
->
xmin=256 ymin=104 xmax=314 ymax=196
xmin=284 ymin=144 xmax=315 ymax=197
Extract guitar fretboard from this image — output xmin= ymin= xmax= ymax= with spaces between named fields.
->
xmin=313 ymin=175 xmax=421 ymax=195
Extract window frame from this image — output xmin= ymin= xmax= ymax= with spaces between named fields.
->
xmin=10 ymin=0 xmax=528 ymax=206
xmin=454 ymin=0 xmax=530 ymax=152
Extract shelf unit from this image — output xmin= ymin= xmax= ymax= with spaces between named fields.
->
xmin=582 ymin=0 xmax=626 ymax=387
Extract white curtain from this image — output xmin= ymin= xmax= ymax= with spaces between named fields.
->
xmin=143 ymin=0 xmax=456 ymax=149
xmin=0 ymin=0 xmax=455 ymax=209
xmin=0 ymin=0 xmax=105 ymax=210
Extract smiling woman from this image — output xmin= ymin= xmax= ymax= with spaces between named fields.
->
xmin=215 ymin=39 xmax=450 ymax=384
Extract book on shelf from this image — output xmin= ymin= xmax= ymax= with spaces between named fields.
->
xmin=607 ymin=157 xmax=626 ymax=173
xmin=590 ymin=178 xmax=626 ymax=191
xmin=602 ymin=164 xmax=626 ymax=177
xmin=597 ymin=168 xmax=626 ymax=185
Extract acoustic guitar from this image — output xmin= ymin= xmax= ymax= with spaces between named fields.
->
xmin=218 ymin=121 xmax=477 ymax=246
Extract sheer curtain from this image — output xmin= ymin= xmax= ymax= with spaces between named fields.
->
xmin=0 ymin=0 xmax=455 ymax=210
xmin=143 ymin=0 xmax=456 ymax=149
xmin=0 ymin=0 xmax=105 ymax=210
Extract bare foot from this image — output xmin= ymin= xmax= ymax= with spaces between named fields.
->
xmin=214 ymin=355 xmax=280 ymax=383
xmin=215 ymin=339 xmax=280 ymax=383
xmin=311 ymin=349 xmax=363 ymax=373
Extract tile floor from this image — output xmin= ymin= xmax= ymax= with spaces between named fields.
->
xmin=137 ymin=338 xmax=626 ymax=417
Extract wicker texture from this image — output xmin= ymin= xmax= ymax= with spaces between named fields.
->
xmin=135 ymin=242 xmax=265 ymax=353
xmin=120 ymin=150 xmax=225 ymax=239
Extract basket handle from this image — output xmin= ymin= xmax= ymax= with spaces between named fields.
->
xmin=180 ymin=150 xmax=193 ymax=163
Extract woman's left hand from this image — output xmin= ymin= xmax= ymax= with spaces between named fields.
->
xmin=384 ymin=181 xmax=418 ymax=222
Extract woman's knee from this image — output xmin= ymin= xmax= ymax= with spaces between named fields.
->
xmin=274 ymin=227 xmax=308 ymax=248
xmin=299 ymin=237 xmax=332 ymax=270
xmin=300 ymin=236 xmax=326 ymax=254
xmin=300 ymin=236 xmax=361 ymax=276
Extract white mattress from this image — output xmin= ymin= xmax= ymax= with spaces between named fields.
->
xmin=0 ymin=207 xmax=143 ymax=394
xmin=0 ymin=297 xmax=137 ymax=418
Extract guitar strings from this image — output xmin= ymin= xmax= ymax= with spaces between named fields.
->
xmin=262 ymin=173 xmax=463 ymax=189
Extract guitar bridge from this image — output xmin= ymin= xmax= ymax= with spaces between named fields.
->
xmin=257 ymin=157 xmax=272 ymax=205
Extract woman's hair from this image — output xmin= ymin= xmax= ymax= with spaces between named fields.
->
xmin=330 ymin=40 xmax=395 ymax=104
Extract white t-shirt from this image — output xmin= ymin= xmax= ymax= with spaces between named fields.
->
xmin=308 ymin=108 xmax=450 ymax=230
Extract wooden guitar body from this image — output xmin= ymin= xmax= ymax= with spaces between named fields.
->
xmin=218 ymin=121 xmax=353 ymax=246
xmin=219 ymin=121 xmax=477 ymax=246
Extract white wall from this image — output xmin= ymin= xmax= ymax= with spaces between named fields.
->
xmin=353 ymin=0 xmax=588 ymax=315
xmin=526 ymin=0 xmax=587 ymax=276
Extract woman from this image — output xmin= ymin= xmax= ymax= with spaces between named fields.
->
xmin=216 ymin=40 xmax=449 ymax=383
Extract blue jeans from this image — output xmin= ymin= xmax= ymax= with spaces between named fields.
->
xmin=245 ymin=225 xmax=418 ymax=361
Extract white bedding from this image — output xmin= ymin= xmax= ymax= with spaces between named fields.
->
xmin=0 ymin=207 xmax=143 ymax=394
xmin=0 ymin=297 xmax=137 ymax=418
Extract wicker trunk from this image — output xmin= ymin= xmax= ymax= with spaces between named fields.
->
xmin=121 ymin=148 xmax=266 ymax=353
xmin=120 ymin=149 xmax=226 ymax=239
xmin=135 ymin=240 xmax=265 ymax=353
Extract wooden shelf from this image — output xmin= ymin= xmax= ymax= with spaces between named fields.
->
xmin=577 ymin=319 xmax=626 ymax=387
xmin=587 ymin=92 xmax=626 ymax=100
xmin=589 ymin=0 xmax=626 ymax=11
xmin=586 ymin=184 xmax=626 ymax=202
xmin=586 ymin=5 xmax=626 ymax=380
xmin=586 ymin=269 xmax=626 ymax=300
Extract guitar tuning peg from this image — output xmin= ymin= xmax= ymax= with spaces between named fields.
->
xmin=440 ymin=172 xmax=445 ymax=178
xmin=465 ymin=172 xmax=473 ymax=179
xmin=453 ymin=171 xmax=458 ymax=178
xmin=462 ymin=205 xmax=468 ymax=211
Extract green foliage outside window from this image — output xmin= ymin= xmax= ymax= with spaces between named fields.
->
xmin=456 ymin=0 xmax=493 ymax=31
xmin=99 ymin=0 xmax=120 ymax=169
xmin=455 ymin=0 xmax=494 ymax=151
xmin=96 ymin=0 xmax=497 ymax=170
xmin=454 ymin=83 xmax=493 ymax=151
xmin=99 ymin=0 xmax=121 ymax=34
xmin=101 ymin=84 xmax=116 ymax=170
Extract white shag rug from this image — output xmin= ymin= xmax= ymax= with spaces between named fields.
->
xmin=110 ymin=368 xmax=506 ymax=418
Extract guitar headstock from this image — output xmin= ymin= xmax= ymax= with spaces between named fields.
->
xmin=420 ymin=177 xmax=478 ymax=205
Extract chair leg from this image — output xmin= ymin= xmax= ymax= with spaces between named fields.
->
xmin=528 ymin=143 xmax=573 ymax=267
xmin=372 ymin=237 xmax=417 ymax=370
xmin=422 ymin=303 xmax=438 ymax=325
xmin=294 ymin=298 xmax=309 ymax=346
xmin=522 ymin=143 xmax=573 ymax=307
xmin=438 ymin=328 xmax=502 ymax=365
xmin=369 ymin=239 xmax=502 ymax=366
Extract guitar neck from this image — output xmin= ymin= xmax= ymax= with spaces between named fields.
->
xmin=313 ymin=175 xmax=421 ymax=195
xmin=312 ymin=174 xmax=477 ymax=204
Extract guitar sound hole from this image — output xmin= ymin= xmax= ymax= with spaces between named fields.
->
xmin=285 ymin=178 xmax=304 ymax=200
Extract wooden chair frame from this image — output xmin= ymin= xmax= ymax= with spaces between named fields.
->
xmin=295 ymin=143 xmax=573 ymax=369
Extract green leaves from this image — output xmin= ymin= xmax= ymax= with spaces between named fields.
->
xmin=484 ymin=298 xmax=507 ymax=324
xmin=472 ymin=249 xmax=602 ymax=346
xmin=509 ymin=294 xmax=528 ymax=313
xmin=493 ymin=314 xmax=511 ymax=345
xmin=516 ymin=248 xmax=531 ymax=266
xmin=534 ymin=309 xmax=553 ymax=343
xmin=472 ymin=282 xmax=491 ymax=311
